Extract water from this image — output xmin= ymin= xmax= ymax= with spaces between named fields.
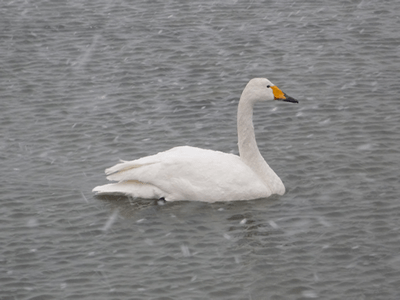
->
xmin=1 ymin=0 xmax=400 ymax=299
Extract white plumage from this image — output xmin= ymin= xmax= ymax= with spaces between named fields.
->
xmin=93 ymin=78 xmax=298 ymax=202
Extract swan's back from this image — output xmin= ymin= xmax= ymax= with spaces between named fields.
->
xmin=93 ymin=146 xmax=272 ymax=202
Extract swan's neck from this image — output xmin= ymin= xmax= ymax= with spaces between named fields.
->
xmin=237 ymin=100 xmax=260 ymax=165
xmin=237 ymin=99 xmax=285 ymax=195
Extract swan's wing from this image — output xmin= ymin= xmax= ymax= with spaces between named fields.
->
xmin=93 ymin=146 xmax=271 ymax=202
xmin=92 ymin=149 xmax=173 ymax=199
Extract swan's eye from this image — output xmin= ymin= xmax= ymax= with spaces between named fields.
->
xmin=266 ymin=85 xmax=271 ymax=88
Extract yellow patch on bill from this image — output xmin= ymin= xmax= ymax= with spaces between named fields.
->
xmin=271 ymin=86 xmax=286 ymax=100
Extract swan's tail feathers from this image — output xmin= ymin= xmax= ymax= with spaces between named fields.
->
xmin=105 ymin=161 xmax=156 ymax=182
xmin=105 ymin=161 xmax=139 ymax=176
xmin=92 ymin=181 xmax=164 ymax=200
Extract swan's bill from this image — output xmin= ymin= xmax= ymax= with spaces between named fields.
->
xmin=271 ymin=85 xmax=299 ymax=103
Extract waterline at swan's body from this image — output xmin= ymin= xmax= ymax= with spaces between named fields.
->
xmin=93 ymin=78 xmax=298 ymax=202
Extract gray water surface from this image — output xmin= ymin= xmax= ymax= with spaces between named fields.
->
xmin=1 ymin=1 xmax=400 ymax=299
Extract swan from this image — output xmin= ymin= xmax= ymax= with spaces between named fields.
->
xmin=93 ymin=78 xmax=298 ymax=202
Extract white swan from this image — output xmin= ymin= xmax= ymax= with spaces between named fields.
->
xmin=93 ymin=78 xmax=298 ymax=202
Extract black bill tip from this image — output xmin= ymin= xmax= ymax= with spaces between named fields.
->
xmin=282 ymin=94 xmax=299 ymax=103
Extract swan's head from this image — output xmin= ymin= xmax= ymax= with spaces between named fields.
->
xmin=242 ymin=78 xmax=298 ymax=104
